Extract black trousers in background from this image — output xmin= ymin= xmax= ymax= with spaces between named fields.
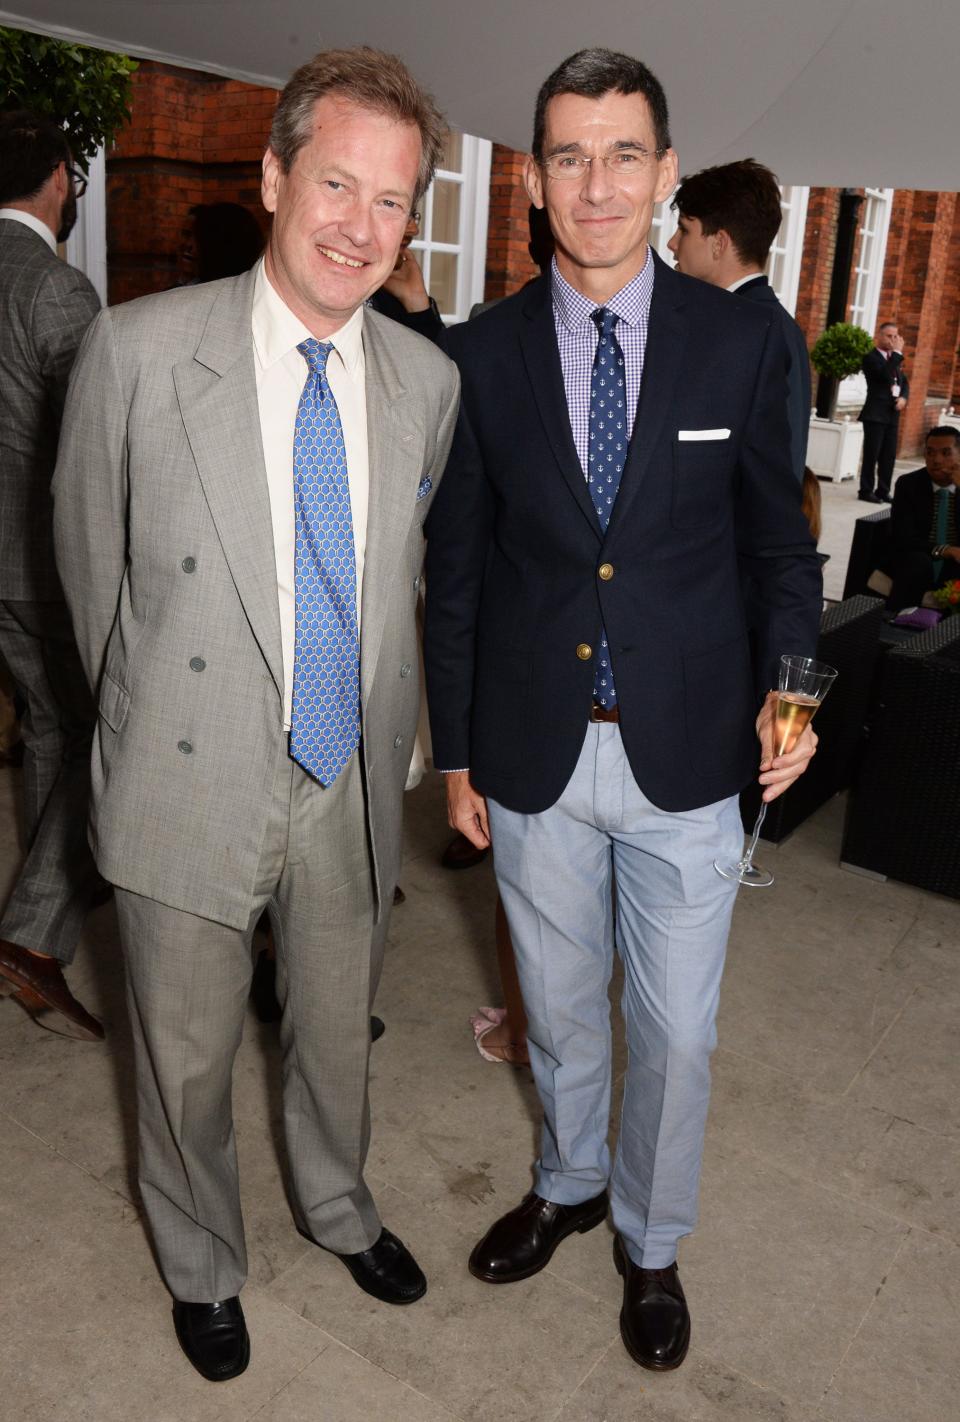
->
xmin=859 ymin=418 xmax=899 ymax=498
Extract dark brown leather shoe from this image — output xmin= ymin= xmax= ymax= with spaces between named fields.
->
xmin=469 ymin=1190 xmax=608 ymax=1283
xmin=334 ymin=1228 xmax=426 ymax=1304
xmin=173 ymin=1297 xmax=249 ymax=1381
xmin=614 ymin=1235 xmax=690 ymax=1371
xmin=441 ymin=832 xmax=489 ymax=870
xmin=0 ymin=939 xmax=104 ymax=1041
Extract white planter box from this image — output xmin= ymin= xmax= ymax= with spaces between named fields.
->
xmin=806 ymin=416 xmax=863 ymax=482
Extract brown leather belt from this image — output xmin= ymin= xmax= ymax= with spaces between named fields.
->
xmin=590 ymin=701 xmax=620 ymax=723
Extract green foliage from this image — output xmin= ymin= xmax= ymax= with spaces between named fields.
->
xmin=0 ymin=27 xmax=137 ymax=170
xmin=809 ymin=322 xmax=874 ymax=381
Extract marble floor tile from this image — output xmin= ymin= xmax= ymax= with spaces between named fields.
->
xmin=709 ymin=1048 xmax=960 ymax=1246
xmin=683 ymin=1140 xmax=908 ymax=1405
xmin=554 ymin=1343 xmax=820 ymax=1422
xmin=0 ymin=1113 xmax=330 ymax=1422
xmin=817 ymin=1229 xmax=960 ymax=1422
xmin=254 ymin=1339 xmax=463 ymax=1421
xmin=842 ymin=983 xmax=960 ymax=1136
xmin=265 ymin=1182 xmax=616 ymax=1422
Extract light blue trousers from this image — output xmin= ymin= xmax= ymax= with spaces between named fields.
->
xmin=487 ymin=722 xmax=742 ymax=1268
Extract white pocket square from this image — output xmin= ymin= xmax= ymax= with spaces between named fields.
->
xmin=678 ymin=428 xmax=731 ymax=442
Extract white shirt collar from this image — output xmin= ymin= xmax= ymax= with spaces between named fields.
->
xmin=727 ymin=271 xmax=765 ymax=293
xmin=0 ymin=207 xmax=57 ymax=253
xmin=252 ymin=258 xmax=365 ymax=376
xmin=932 ymin=482 xmax=956 ymax=494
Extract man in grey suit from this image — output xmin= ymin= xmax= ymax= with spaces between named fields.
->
xmin=0 ymin=110 xmax=104 ymax=1041
xmin=667 ymin=158 xmax=812 ymax=485
xmin=53 ymin=48 xmax=458 ymax=1381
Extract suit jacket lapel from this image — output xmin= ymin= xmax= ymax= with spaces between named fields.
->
xmin=360 ymin=314 xmax=424 ymax=703
xmin=606 ymin=254 xmax=689 ymax=536
xmin=174 ymin=270 xmax=284 ymax=698
xmin=519 ymin=276 xmax=601 ymax=539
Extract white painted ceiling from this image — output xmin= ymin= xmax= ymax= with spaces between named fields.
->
xmin=2 ymin=0 xmax=959 ymax=190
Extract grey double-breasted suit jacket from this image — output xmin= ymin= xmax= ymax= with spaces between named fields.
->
xmin=52 ymin=267 xmax=459 ymax=928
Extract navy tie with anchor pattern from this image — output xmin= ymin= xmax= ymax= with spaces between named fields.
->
xmin=588 ymin=307 xmax=627 ymax=708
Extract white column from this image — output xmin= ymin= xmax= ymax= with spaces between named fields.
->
xmin=65 ymin=145 xmax=107 ymax=305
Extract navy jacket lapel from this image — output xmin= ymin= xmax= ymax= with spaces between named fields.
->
xmin=518 ymin=275 xmax=601 ymax=539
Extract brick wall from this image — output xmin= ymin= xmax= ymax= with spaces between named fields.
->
xmin=794 ymin=187 xmax=840 ymax=347
xmin=483 ymin=144 xmax=538 ymax=300
xmin=866 ymin=188 xmax=959 ymax=453
xmin=107 ymin=62 xmax=276 ymax=303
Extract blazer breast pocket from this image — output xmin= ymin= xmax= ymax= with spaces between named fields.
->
xmin=671 ymin=435 xmax=736 ymax=528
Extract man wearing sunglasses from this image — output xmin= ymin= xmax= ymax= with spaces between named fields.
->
xmin=425 ymin=48 xmax=822 ymax=1372
xmin=0 ymin=110 xmax=103 ymax=1042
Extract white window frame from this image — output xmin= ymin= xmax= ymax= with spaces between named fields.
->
xmin=766 ymin=185 xmax=809 ymax=314
xmin=64 ymin=145 xmax=107 ymax=305
xmin=650 ymin=193 xmax=678 ymax=260
xmin=848 ymin=188 xmax=894 ymax=334
xmin=839 ymin=187 xmax=893 ymax=408
xmin=411 ymin=134 xmax=491 ymax=323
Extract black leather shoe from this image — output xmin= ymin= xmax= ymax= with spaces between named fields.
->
xmin=334 ymin=1228 xmax=426 ymax=1304
xmin=370 ymin=1015 xmax=386 ymax=1042
xmin=614 ymin=1235 xmax=690 ymax=1371
xmin=172 ymin=1297 xmax=250 ymax=1381
xmin=858 ymin=491 xmax=883 ymax=503
xmin=469 ymin=1190 xmax=608 ymax=1283
xmin=441 ymin=832 xmax=489 ymax=870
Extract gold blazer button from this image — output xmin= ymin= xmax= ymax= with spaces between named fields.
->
xmin=576 ymin=643 xmax=593 ymax=660
xmin=598 ymin=563 xmax=614 ymax=581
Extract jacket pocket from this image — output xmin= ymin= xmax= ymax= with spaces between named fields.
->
xmin=98 ymin=670 xmax=130 ymax=733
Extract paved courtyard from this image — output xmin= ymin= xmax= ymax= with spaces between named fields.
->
xmin=1 ymin=465 xmax=957 ymax=1420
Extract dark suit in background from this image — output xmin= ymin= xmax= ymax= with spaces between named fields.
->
xmin=0 ymin=215 xmax=102 ymax=969
xmin=737 ymin=274 xmax=810 ymax=484
xmin=889 ymin=466 xmax=960 ymax=608
xmin=859 ymin=347 xmax=909 ymax=499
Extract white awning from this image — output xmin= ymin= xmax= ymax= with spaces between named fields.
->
xmin=2 ymin=0 xmax=958 ymax=190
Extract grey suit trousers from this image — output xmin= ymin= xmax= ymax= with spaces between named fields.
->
xmin=0 ymin=599 xmax=100 ymax=961
xmin=115 ymin=735 xmax=381 ymax=1303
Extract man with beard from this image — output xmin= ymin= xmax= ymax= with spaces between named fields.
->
xmin=0 ymin=110 xmax=104 ymax=1041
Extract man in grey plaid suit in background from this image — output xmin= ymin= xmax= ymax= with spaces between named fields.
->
xmin=0 ymin=110 xmax=104 ymax=1041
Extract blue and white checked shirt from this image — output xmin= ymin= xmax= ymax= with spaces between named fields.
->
xmin=551 ymin=246 xmax=655 ymax=478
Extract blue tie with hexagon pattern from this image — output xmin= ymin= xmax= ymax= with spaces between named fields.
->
xmin=588 ymin=307 xmax=626 ymax=709
xmin=288 ymin=338 xmax=360 ymax=786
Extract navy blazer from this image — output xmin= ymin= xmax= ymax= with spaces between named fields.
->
xmin=424 ymin=252 xmax=823 ymax=815
xmin=859 ymin=347 xmax=909 ymax=425
xmin=736 ymin=275 xmax=811 ymax=484
xmin=890 ymin=466 xmax=954 ymax=560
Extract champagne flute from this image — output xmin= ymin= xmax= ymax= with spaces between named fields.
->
xmin=714 ymin=655 xmax=838 ymax=888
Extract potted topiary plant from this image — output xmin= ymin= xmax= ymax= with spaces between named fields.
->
xmin=807 ymin=321 xmax=875 ymax=481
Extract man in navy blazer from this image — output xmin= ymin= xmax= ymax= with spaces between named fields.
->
xmin=425 ymin=48 xmax=822 ymax=1373
xmin=858 ymin=322 xmax=909 ymax=502
xmin=666 ymin=158 xmax=811 ymax=485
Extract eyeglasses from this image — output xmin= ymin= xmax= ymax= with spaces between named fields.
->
xmin=540 ymin=147 xmax=666 ymax=181
xmin=66 ymin=165 xmax=87 ymax=197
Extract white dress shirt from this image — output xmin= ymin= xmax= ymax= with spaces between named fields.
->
xmin=252 ymin=259 xmax=369 ymax=728
xmin=0 ymin=206 xmax=57 ymax=252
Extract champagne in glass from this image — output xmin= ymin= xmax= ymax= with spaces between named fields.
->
xmin=714 ymin=655 xmax=838 ymax=888
xmin=774 ymin=691 xmax=820 ymax=757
